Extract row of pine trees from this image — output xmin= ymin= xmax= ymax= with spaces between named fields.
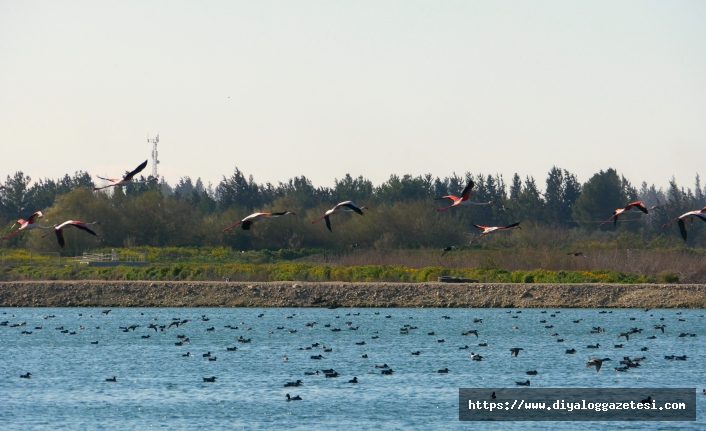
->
xmin=0 ymin=167 xmax=703 ymax=253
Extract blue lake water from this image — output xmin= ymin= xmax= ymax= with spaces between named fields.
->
xmin=1 ymin=307 xmax=705 ymax=430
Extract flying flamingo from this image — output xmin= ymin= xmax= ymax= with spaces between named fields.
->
xmin=470 ymin=222 xmax=521 ymax=244
xmin=94 ymin=160 xmax=155 ymax=191
xmin=223 ymin=212 xmax=296 ymax=232
xmin=311 ymin=201 xmax=367 ymax=232
xmin=41 ymin=220 xmax=100 ymax=248
xmin=663 ymin=206 xmax=706 ymax=241
xmin=435 ymin=180 xmax=495 ymax=212
xmin=2 ymin=211 xmax=53 ymax=240
xmin=599 ymin=201 xmax=649 ymax=227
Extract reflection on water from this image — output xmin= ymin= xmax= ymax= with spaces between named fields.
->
xmin=1 ymin=307 xmax=704 ymax=430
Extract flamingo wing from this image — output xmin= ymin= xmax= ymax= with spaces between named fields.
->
xmin=27 ymin=211 xmax=43 ymax=224
xmin=502 ymin=222 xmax=521 ymax=229
xmin=68 ymin=223 xmax=97 ymax=236
xmin=632 ymin=201 xmax=648 ymax=214
xmin=123 ymin=160 xmax=148 ymax=181
xmin=341 ymin=203 xmax=364 ymax=215
xmin=324 ymin=215 xmax=332 ymax=232
xmin=460 ymin=180 xmax=475 ymax=201
xmin=269 ymin=211 xmax=287 ymax=216
xmin=55 ymin=229 xmax=66 ymax=248
xmin=242 ymin=220 xmax=254 ymax=230
xmin=678 ymin=219 xmax=688 ymax=241
xmin=471 ymin=223 xmax=488 ymax=230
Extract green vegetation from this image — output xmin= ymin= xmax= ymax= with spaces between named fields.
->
xmin=1 ymin=166 xmax=706 ymax=284
xmin=2 ymin=166 xmax=705 ymax=255
xmin=0 ymin=261 xmax=656 ymax=284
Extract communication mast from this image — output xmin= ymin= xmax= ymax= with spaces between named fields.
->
xmin=147 ymin=134 xmax=160 ymax=178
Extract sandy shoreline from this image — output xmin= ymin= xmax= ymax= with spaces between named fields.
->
xmin=1 ymin=280 xmax=705 ymax=308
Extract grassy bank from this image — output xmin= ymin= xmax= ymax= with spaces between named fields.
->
xmin=0 ymin=262 xmax=668 ymax=284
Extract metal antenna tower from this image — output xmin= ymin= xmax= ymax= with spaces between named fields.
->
xmin=147 ymin=134 xmax=160 ymax=178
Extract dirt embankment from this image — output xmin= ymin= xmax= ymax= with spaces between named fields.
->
xmin=1 ymin=281 xmax=705 ymax=308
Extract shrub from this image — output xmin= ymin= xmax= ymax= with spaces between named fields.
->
xmin=658 ymin=271 xmax=679 ymax=284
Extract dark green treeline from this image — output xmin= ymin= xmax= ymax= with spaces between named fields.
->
xmin=1 ymin=167 xmax=704 ymax=253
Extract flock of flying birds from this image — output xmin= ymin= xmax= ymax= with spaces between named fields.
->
xmin=2 ymin=161 xmax=706 ymax=249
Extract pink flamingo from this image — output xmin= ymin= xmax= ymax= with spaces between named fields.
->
xmin=94 ymin=160 xmax=155 ymax=191
xmin=223 ymin=212 xmax=296 ymax=232
xmin=663 ymin=206 xmax=706 ymax=241
xmin=2 ymin=211 xmax=53 ymax=240
xmin=311 ymin=201 xmax=367 ymax=232
xmin=599 ymin=201 xmax=649 ymax=227
xmin=435 ymin=180 xmax=495 ymax=212
xmin=41 ymin=220 xmax=100 ymax=248
xmin=470 ymin=222 xmax=521 ymax=244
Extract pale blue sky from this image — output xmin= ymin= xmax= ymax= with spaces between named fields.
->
xmin=1 ymin=1 xmax=705 ymax=191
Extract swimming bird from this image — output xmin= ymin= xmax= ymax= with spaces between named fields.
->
xmin=435 ymin=180 xmax=495 ymax=212
xmin=470 ymin=222 xmax=521 ymax=244
xmin=663 ymin=207 xmax=706 ymax=240
xmin=182 ymin=352 xmax=191 ymax=357
xmin=565 ymin=349 xmax=576 ymax=354
xmin=441 ymin=246 xmax=456 ymax=257
xmin=20 ymin=372 xmax=32 ymax=378
xmin=2 ymin=211 xmax=52 ymax=240
xmin=526 ymin=370 xmax=538 ymax=375
xmin=491 ymin=392 xmax=497 ymax=399
xmin=40 ymin=220 xmax=100 ymax=248
xmin=285 ymin=394 xmax=302 ymax=401
xmin=516 ymin=380 xmax=530 ymax=386
xmin=222 ymin=211 xmax=296 ymax=232
xmin=94 ymin=160 xmax=156 ymax=190
xmin=311 ymin=201 xmax=367 ymax=232
xmin=438 ymin=368 xmax=449 ymax=373
xmin=587 ymin=343 xmax=600 ymax=349
xmin=101 ymin=310 xmax=111 ymax=315
xmin=203 ymin=376 xmax=217 ymax=382
xmin=105 ymin=376 xmax=117 ymax=382
xmin=640 ymin=396 xmax=653 ymax=405
xmin=510 ymin=348 xmax=523 ymax=357
xmin=599 ymin=201 xmax=649 ymax=227
xmin=586 ymin=357 xmax=611 ymax=372
xmin=348 ymin=377 xmax=358 ymax=383
xmin=284 ymin=380 xmax=302 ymax=387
